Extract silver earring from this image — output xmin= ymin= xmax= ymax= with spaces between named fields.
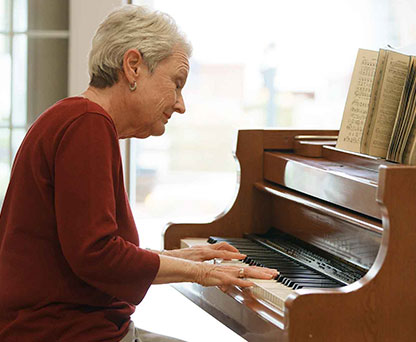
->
xmin=129 ymin=81 xmax=137 ymax=92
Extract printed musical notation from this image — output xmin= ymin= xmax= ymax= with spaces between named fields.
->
xmin=337 ymin=50 xmax=378 ymax=151
xmin=369 ymin=55 xmax=410 ymax=155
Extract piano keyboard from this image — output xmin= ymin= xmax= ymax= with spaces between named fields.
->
xmin=180 ymin=228 xmax=367 ymax=311
xmin=207 ymin=229 xmax=367 ymax=310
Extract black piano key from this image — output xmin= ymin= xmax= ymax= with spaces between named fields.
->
xmin=207 ymin=237 xmax=217 ymax=244
xmin=275 ymin=274 xmax=282 ymax=282
xmin=265 ymin=266 xmax=317 ymax=274
xmin=282 ymin=279 xmax=293 ymax=287
xmin=297 ymin=283 xmax=340 ymax=288
xmin=278 ymin=273 xmax=329 ymax=280
xmin=283 ymin=277 xmax=337 ymax=285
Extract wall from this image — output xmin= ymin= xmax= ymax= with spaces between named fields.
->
xmin=68 ymin=0 xmax=125 ymax=96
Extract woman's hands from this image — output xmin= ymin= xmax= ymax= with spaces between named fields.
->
xmin=162 ymin=242 xmax=246 ymax=262
xmin=153 ymin=242 xmax=279 ymax=291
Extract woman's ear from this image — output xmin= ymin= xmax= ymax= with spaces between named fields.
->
xmin=122 ymin=49 xmax=144 ymax=84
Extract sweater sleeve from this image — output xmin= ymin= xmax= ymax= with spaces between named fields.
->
xmin=54 ymin=113 xmax=159 ymax=305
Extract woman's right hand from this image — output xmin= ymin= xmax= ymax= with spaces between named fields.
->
xmin=194 ymin=262 xmax=278 ymax=290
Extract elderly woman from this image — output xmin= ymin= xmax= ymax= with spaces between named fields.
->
xmin=0 ymin=5 xmax=277 ymax=342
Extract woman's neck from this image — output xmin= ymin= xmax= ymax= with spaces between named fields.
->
xmin=81 ymin=85 xmax=126 ymax=137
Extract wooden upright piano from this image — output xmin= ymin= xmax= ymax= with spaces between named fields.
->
xmin=163 ymin=129 xmax=416 ymax=342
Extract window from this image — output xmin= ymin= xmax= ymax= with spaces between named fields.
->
xmin=0 ymin=0 xmax=69 ymax=205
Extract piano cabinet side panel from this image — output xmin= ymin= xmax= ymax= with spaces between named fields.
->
xmin=285 ymin=280 xmax=416 ymax=342
xmin=283 ymin=165 xmax=416 ymax=342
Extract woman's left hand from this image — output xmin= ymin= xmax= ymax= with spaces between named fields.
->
xmin=162 ymin=242 xmax=246 ymax=262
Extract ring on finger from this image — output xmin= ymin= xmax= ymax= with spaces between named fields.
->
xmin=238 ymin=268 xmax=245 ymax=278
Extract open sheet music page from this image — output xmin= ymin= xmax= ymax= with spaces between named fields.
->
xmin=365 ymin=50 xmax=410 ymax=157
xmin=336 ymin=49 xmax=378 ymax=152
xmin=361 ymin=49 xmax=387 ymax=154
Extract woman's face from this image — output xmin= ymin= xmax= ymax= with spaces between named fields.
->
xmin=123 ymin=48 xmax=190 ymax=139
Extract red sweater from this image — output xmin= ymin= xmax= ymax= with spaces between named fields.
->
xmin=0 ymin=97 xmax=160 ymax=342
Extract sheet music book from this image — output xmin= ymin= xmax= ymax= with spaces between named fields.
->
xmin=337 ymin=47 xmax=416 ymax=164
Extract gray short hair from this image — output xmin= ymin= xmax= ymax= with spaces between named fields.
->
xmin=88 ymin=5 xmax=192 ymax=88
